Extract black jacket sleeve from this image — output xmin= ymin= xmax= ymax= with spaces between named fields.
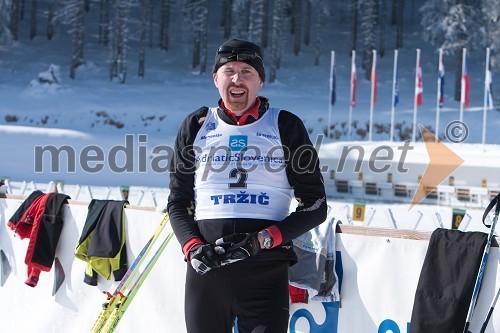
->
xmin=275 ymin=110 xmax=328 ymax=243
xmin=167 ymin=107 xmax=208 ymax=248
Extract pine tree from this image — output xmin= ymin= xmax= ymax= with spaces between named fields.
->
xmin=482 ymin=0 xmax=500 ymax=69
xmin=421 ymin=0 xmax=485 ymax=100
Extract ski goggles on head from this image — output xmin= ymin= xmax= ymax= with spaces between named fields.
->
xmin=216 ymin=46 xmax=263 ymax=64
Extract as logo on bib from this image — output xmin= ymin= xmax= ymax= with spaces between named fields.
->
xmin=229 ymin=135 xmax=248 ymax=151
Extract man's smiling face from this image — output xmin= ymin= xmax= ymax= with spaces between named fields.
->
xmin=213 ymin=61 xmax=263 ymax=115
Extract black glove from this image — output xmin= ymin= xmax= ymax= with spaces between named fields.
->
xmin=214 ymin=232 xmax=261 ymax=266
xmin=189 ymin=244 xmax=221 ymax=275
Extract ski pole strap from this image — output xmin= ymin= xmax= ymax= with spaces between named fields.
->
xmin=482 ymin=192 xmax=500 ymax=227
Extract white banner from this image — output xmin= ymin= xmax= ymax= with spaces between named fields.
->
xmin=1 ymin=197 xmax=499 ymax=332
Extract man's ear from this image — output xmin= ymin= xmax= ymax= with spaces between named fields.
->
xmin=213 ymin=72 xmax=219 ymax=88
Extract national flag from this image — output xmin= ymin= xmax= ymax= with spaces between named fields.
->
xmin=415 ymin=58 xmax=423 ymax=106
xmin=438 ymin=57 xmax=445 ymax=107
xmin=486 ymin=67 xmax=494 ymax=108
xmin=371 ymin=62 xmax=377 ymax=107
xmin=350 ymin=58 xmax=357 ymax=107
xmin=330 ymin=55 xmax=336 ymax=106
xmin=461 ymin=56 xmax=470 ymax=107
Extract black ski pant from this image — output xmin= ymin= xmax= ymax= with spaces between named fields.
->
xmin=185 ymin=259 xmax=290 ymax=333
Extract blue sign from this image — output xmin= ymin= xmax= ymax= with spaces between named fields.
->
xmin=289 ymin=302 xmax=340 ymax=333
xmin=229 ymin=135 xmax=248 ymax=151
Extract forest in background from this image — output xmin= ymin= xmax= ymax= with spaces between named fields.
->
xmin=0 ymin=0 xmax=499 ymax=100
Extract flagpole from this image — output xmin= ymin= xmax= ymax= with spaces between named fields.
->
xmin=328 ymin=50 xmax=335 ymax=139
xmin=435 ymin=48 xmax=443 ymax=142
xmin=482 ymin=47 xmax=491 ymax=146
xmin=390 ymin=49 xmax=398 ymax=142
xmin=412 ymin=48 xmax=420 ymax=142
xmin=369 ymin=49 xmax=376 ymax=142
xmin=460 ymin=48 xmax=466 ymax=125
xmin=349 ymin=50 xmax=355 ymax=139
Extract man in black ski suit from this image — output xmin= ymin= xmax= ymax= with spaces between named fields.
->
xmin=167 ymin=38 xmax=327 ymax=333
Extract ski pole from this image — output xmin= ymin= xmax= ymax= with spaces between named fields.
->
xmin=90 ymin=214 xmax=169 ymax=333
xmin=463 ymin=193 xmax=499 ymax=333
xmin=479 ymin=286 xmax=500 ymax=333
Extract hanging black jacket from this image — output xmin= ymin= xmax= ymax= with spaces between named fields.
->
xmin=410 ymin=228 xmax=488 ymax=333
xmin=75 ymin=199 xmax=129 ymax=286
xmin=8 ymin=191 xmax=70 ymax=287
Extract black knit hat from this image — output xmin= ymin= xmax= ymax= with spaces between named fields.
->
xmin=213 ymin=39 xmax=265 ymax=82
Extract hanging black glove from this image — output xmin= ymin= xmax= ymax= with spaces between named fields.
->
xmin=189 ymin=244 xmax=221 ymax=275
xmin=214 ymin=232 xmax=261 ymax=266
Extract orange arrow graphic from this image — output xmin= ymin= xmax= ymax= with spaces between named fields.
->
xmin=410 ymin=125 xmax=464 ymax=209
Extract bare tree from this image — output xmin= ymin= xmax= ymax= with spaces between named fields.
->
xmin=222 ymin=0 xmax=232 ymax=38
xmin=269 ymin=0 xmax=284 ymax=82
xmin=379 ymin=0 xmax=386 ymax=57
xmin=303 ymin=0 xmax=311 ymax=46
xmin=138 ymin=0 xmax=151 ymax=77
xmin=70 ymin=0 xmax=85 ymax=79
xmin=198 ymin=0 xmax=208 ymax=73
xmin=191 ymin=0 xmax=208 ymax=73
xmin=314 ymin=0 xmax=325 ymax=66
xmin=9 ymin=0 xmax=19 ymax=41
xmin=30 ymin=0 xmax=37 ymax=39
xmin=361 ymin=0 xmax=377 ymax=79
xmin=350 ymin=0 xmax=358 ymax=52
xmin=232 ymin=0 xmax=247 ymax=38
xmin=0 ymin=0 xmax=12 ymax=45
xmin=391 ymin=0 xmax=397 ymax=24
xmin=20 ymin=0 xmax=25 ymax=19
xmin=109 ymin=0 xmax=130 ymax=83
xmin=46 ymin=0 xmax=55 ymax=40
xmin=159 ymin=0 xmax=169 ymax=50
xmin=248 ymin=0 xmax=264 ymax=46
xmin=395 ymin=0 xmax=404 ymax=48
xmin=261 ymin=0 xmax=269 ymax=47
xmin=99 ymin=0 xmax=111 ymax=46
xmin=292 ymin=0 xmax=301 ymax=55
